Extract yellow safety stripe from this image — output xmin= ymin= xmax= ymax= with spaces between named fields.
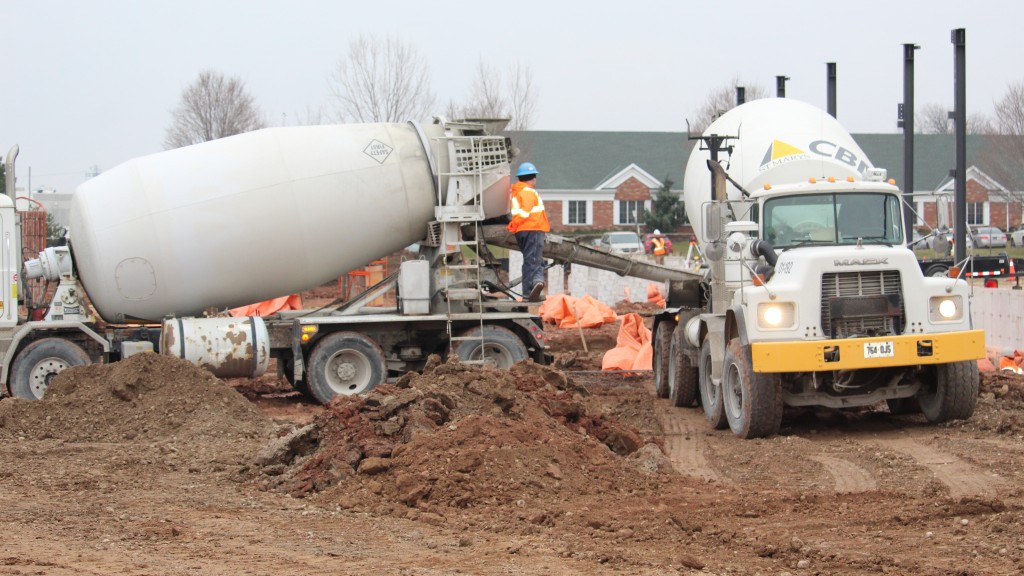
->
xmin=751 ymin=330 xmax=985 ymax=373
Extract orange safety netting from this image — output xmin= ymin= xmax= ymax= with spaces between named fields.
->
xmin=537 ymin=294 xmax=617 ymax=329
xmin=601 ymin=312 xmax=653 ymax=371
xmin=647 ymin=283 xmax=666 ymax=307
xmin=228 ymin=294 xmax=303 ymax=317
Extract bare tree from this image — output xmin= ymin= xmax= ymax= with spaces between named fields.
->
xmin=163 ymin=70 xmax=266 ymax=149
xmin=450 ymin=60 xmax=538 ymax=130
xmin=462 ymin=61 xmax=507 ymax=119
xmin=327 ymin=35 xmax=435 ymax=123
xmin=688 ymin=78 xmax=767 ymax=133
xmin=917 ymin=103 xmax=952 ymax=134
xmin=507 ymin=62 xmax=537 ymax=131
xmin=916 ymin=102 xmax=993 ymax=135
xmin=980 ymin=81 xmax=1024 ymax=200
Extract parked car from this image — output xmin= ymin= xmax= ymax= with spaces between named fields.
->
xmin=598 ymin=231 xmax=644 ymax=254
xmin=1010 ymin=225 xmax=1024 ymax=247
xmin=642 ymin=233 xmax=673 ymax=255
xmin=970 ymin=225 xmax=1007 ymax=248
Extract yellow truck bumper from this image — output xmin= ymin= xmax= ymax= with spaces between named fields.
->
xmin=751 ymin=330 xmax=986 ymax=373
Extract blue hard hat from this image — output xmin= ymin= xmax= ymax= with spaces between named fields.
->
xmin=516 ymin=162 xmax=539 ymax=177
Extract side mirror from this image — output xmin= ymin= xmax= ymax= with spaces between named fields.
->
xmin=704 ymin=203 xmax=722 ymax=242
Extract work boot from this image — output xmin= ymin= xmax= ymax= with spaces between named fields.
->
xmin=529 ymin=281 xmax=545 ymax=302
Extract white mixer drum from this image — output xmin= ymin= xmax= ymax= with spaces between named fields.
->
xmin=70 ymin=122 xmax=461 ymax=322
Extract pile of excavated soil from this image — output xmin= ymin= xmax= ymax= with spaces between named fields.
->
xmin=253 ymin=356 xmax=677 ymax=530
xmin=0 ymin=353 xmax=275 ymax=463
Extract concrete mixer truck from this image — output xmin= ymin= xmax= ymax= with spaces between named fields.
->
xmin=651 ymin=99 xmax=985 ymax=438
xmin=1 ymin=119 xmax=557 ymax=404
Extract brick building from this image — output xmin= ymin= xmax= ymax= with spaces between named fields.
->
xmin=510 ymin=131 xmax=1023 ymax=236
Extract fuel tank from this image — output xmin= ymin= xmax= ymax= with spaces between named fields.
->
xmin=69 ymin=121 xmax=510 ymax=322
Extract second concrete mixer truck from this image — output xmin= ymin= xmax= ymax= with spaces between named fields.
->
xmin=1 ymin=119 xmax=554 ymax=404
xmin=652 ymin=99 xmax=985 ymax=438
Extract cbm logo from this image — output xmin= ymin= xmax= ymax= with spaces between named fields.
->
xmin=761 ymin=139 xmax=870 ymax=174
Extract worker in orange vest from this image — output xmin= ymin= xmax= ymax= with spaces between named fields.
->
xmin=651 ymin=229 xmax=667 ymax=263
xmin=507 ymin=162 xmax=550 ymax=302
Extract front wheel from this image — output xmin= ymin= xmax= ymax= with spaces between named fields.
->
xmin=722 ymin=338 xmax=783 ymax=439
xmin=448 ymin=325 xmax=528 ymax=369
xmin=10 ymin=338 xmax=92 ymax=400
xmin=917 ymin=361 xmax=978 ymax=423
xmin=698 ymin=338 xmax=727 ymax=429
xmin=653 ymin=320 xmax=676 ymax=399
xmin=307 ymin=332 xmax=386 ymax=404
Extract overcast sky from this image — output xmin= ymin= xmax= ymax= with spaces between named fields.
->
xmin=2 ymin=0 xmax=1018 ymax=194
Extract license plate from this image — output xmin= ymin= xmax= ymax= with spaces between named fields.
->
xmin=864 ymin=341 xmax=894 ymax=358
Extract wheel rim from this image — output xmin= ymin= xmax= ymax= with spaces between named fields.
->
xmin=325 ymin=349 xmax=374 ymax=395
xmin=28 ymin=357 xmax=72 ymax=398
xmin=723 ymin=361 xmax=743 ymax=420
xmin=700 ymin=348 xmax=719 ymax=407
xmin=667 ymin=334 xmax=679 ymax=397
xmin=472 ymin=343 xmax=514 ymax=368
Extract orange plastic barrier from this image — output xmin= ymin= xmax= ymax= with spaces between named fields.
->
xmin=646 ymin=283 xmax=665 ymax=307
xmin=601 ymin=313 xmax=653 ymax=371
xmin=537 ymin=294 xmax=617 ymax=329
xmin=228 ymin=294 xmax=303 ymax=317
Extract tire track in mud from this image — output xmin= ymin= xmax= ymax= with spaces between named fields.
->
xmin=657 ymin=406 xmax=725 ymax=483
xmin=865 ymin=435 xmax=1005 ymax=499
xmin=807 ymin=454 xmax=877 ymax=493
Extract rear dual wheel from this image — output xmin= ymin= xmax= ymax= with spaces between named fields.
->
xmin=307 ymin=332 xmax=386 ymax=404
xmin=667 ymin=322 xmax=698 ymax=408
xmin=653 ymin=320 xmax=676 ymax=398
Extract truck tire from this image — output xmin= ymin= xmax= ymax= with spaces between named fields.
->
xmin=668 ymin=322 xmax=698 ymax=408
xmin=449 ymin=325 xmax=528 ymax=369
xmin=722 ymin=338 xmax=783 ymax=439
xmin=307 ymin=332 xmax=386 ymax=404
xmin=698 ymin=338 xmax=727 ymax=429
xmin=10 ymin=338 xmax=92 ymax=400
xmin=653 ymin=320 xmax=676 ymax=399
xmin=917 ymin=360 xmax=978 ymax=423
xmin=924 ymin=263 xmax=949 ymax=278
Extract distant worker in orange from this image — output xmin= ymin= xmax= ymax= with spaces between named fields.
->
xmin=507 ymin=162 xmax=550 ymax=302
xmin=651 ymin=229 xmax=667 ymax=264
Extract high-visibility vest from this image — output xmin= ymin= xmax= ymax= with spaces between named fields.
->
xmin=652 ymin=236 xmax=666 ymax=255
xmin=507 ymin=181 xmax=550 ymax=233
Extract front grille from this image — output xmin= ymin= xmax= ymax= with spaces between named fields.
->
xmin=820 ymin=271 xmax=904 ymax=338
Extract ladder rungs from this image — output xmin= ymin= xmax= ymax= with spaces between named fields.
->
xmin=450 ymin=336 xmax=485 ymax=342
xmin=446 ymin=263 xmax=480 ymax=270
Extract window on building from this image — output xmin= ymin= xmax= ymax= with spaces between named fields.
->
xmin=566 ymin=200 xmax=589 ymax=225
xmin=618 ymin=200 xmax=644 ymax=225
xmin=967 ymin=202 xmax=985 ymax=225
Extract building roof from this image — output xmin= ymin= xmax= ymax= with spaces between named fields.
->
xmin=510 ymin=131 xmax=1017 ymax=192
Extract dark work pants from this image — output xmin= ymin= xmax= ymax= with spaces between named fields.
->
xmin=515 ymin=230 xmax=546 ymax=295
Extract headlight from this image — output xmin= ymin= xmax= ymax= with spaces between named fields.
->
xmin=757 ymin=302 xmax=796 ymax=329
xmin=929 ymin=296 xmax=962 ymax=322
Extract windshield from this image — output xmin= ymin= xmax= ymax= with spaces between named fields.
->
xmin=608 ymin=233 xmax=638 ymax=243
xmin=763 ymin=192 xmax=903 ymax=248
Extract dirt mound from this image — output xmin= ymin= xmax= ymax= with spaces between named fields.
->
xmin=962 ymin=370 xmax=1024 ymax=434
xmin=0 ymin=353 xmax=274 ymax=459
xmin=254 ymin=356 xmax=672 ymax=526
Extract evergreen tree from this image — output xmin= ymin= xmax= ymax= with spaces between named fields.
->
xmin=642 ymin=177 xmax=686 ymax=233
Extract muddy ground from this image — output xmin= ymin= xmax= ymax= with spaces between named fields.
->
xmin=1 ymin=293 xmax=1023 ymax=575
